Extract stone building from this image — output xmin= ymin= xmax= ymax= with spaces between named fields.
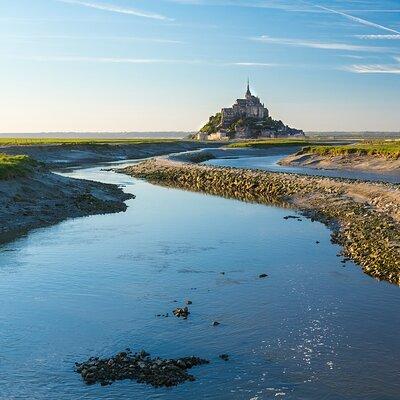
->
xmin=220 ymin=81 xmax=269 ymax=129
xmin=208 ymin=131 xmax=229 ymax=141
xmin=196 ymin=132 xmax=209 ymax=141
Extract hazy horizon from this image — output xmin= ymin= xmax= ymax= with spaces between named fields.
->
xmin=1 ymin=0 xmax=400 ymax=132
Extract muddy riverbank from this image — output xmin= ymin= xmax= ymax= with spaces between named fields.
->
xmin=121 ymin=158 xmax=400 ymax=285
xmin=0 ymin=141 xmax=219 ymax=168
xmin=0 ymin=141 xmax=221 ymax=244
xmin=0 ymin=164 xmax=131 ymax=244
xmin=280 ymin=152 xmax=400 ymax=173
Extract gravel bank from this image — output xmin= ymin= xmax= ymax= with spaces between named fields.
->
xmin=121 ymin=158 xmax=400 ymax=285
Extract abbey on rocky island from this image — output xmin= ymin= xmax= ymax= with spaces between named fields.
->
xmin=197 ymin=81 xmax=304 ymax=141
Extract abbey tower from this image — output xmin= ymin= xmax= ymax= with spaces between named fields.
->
xmin=220 ymin=80 xmax=269 ymax=129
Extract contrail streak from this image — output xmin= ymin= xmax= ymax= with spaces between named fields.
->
xmin=303 ymin=1 xmax=400 ymax=34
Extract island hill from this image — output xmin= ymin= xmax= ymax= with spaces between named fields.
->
xmin=196 ymin=82 xmax=304 ymax=141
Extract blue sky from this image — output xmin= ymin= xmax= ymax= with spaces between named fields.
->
xmin=0 ymin=0 xmax=400 ymax=132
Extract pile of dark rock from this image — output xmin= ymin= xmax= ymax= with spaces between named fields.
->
xmin=173 ymin=306 xmax=190 ymax=319
xmin=75 ymin=349 xmax=209 ymax=387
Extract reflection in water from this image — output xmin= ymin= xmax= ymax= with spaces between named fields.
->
xmin=0 ymin=161 xmax=398 ymax=399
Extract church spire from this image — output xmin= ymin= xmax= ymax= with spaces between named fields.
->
xmin=246 ymin=78 xmax=251 ymax=98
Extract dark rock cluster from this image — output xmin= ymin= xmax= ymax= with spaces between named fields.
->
xmin=173 ymin=306 xmax=190 ymax=319
xmin=75 ymin=349 xmax=209 ymax=387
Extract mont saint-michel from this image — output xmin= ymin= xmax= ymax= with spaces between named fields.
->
xmin=197 ymin=82 xmax=304 ymax=141
xmin=2 ymin=0 xmax=400 ymax=398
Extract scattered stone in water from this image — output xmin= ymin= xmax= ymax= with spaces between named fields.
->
xmin=212 ymin=321 xmax=220 ymax=326
xmin=173 ymin=307 xmax=190 ymax=319
xmin=283 ymin=215 xmax=302 ymax=221
xmin=75 ymin=349 xmax=209 ymax=387
xmin=219 ymin=354 xmax=229 ymax=361
xmin=259 ymin=273 xmax=268 ymax=278
xmin=186 ymin=300 xmax=192 ymax=305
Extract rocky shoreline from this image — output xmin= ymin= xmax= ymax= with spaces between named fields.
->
xmin=121 ymin=158 xmax=400 ymax=285
xmin=0 ymin=164 xmax=132 ymax=245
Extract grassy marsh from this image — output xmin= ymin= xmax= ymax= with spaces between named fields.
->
xmin=301 ymin=141 xmax=400 ymax=159
xmin=0 ymin=154 xmax=37 ymax=179
xmin=0 ymin=138 xmax=180 ymax=147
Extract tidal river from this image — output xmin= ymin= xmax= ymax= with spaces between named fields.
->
xmin=0 ymin=157 xmax=399 ymax=399
xmin=202 ymin=149 xmax=400 ymax=184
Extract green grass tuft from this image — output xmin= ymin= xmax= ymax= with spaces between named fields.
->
xmin=0 ymin=154 xmax=37 ymax=179
xmin=301 ymin=140 xmax=400 ymax=160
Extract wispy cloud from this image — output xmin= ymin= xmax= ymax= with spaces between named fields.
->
xmin=345 ymin=56 xmax=400 ymax=74
xmin=165 ymin=0 xmax=400 ymax=14
xmin=230 ymin=62 xmax=281 ymax=66
xmin=338 ymin=54 xmax=366 ymax=59
xmin=164 ymin=0 xmax=321 ymax=12
xmin=346 ymin=10 xmax=400 ymax=13
xmin=355 ymin=34 xmax=400 ymax=40
xmin=13 ymin=55 xmax=197 ymax=64
xmin=253 ymin=35 xmax=388 ymax=52
xmin=345 ymin=64 xmax=400 ymax=74
xmin=9 ymin=55 xmax=283 ymax=68
xmin=58 ymin=0 xmax=173 ymax=21
xmin=0 ymin=34 xmax=183 ymax=44
xmin=309 ymin=3 xmax=400 ymax=35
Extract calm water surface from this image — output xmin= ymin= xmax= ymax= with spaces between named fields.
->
xmin=204 ymin=150 xmax=400 ymax=183
xmin=0 ymin=160 xmax=399 ymax=399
